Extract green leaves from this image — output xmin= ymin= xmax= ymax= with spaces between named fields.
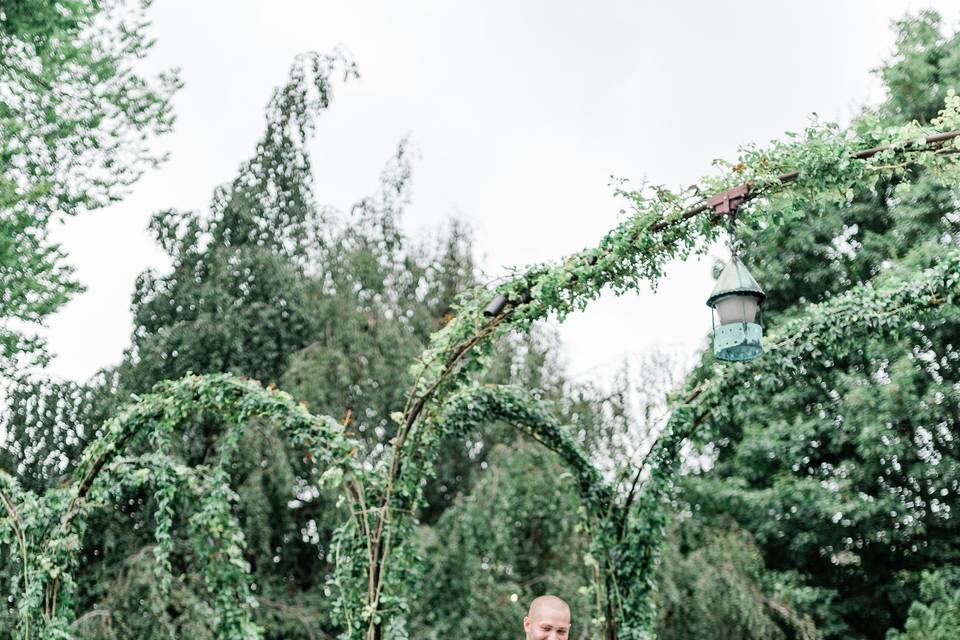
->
xmin=886 ymin=568 xmax=960 ymax=640
xmin=0 ymin=0 xmax=180 ymax=376
xmin=4 ymin=11 xmax=960 ymax=639
xmin=2 ymin=373 xmax=366 ymax=638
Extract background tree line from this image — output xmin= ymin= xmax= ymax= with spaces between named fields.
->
xmin=2 ymin=3 xmax=959 ymax=638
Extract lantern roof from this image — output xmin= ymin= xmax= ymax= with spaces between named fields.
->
xmin=706 ymin=256 xmax=765 ymax=308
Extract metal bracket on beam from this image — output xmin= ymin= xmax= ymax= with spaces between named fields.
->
xmin=706 ymin=184 xmax=750 ymax=214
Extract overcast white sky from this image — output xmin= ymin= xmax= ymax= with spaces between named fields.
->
xmin=40 ymin=0 xmax=959 ymax=386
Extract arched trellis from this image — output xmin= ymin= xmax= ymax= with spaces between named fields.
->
xmin=0 ymin=375 xmax=367 ymax=638
xmin=362 ymin=102 xmax=960 ymax=638
xmin=378 ymin=247 xmax=960 ymax=639
xmin=429 ymin=382 xmax=682 ymax=638
xmin=2 ymin=98 xmax=959 ymax=638
xmin=2 ymin=245 xmax=959 ymax=640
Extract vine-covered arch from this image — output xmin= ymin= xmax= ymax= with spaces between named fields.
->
xmin=3 ymin=247 xmax=959 ymax=639
xmin=429 ymin=382 xmax=681 ymax=637
xmin=428 ymin=247 xmax=960 ymax=640
xmin=362 ymin=97 xmax=960 ymax=638
xmin=0 ymin=375 xmax=366 ymax=638
xmin=2 ymin=92 xmax=959 ymax=639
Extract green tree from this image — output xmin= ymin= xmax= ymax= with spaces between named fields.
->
xmin=122 ymin=51 xmax=358 ymax=392
xmin=886 ymin=568 xmax=960 ymax=640
xmin=0 ymin=370 xmax=117 ymax=493
xmin=0 ymin=0 xmax=179 ymax=375
xmin=656 ymin=517 xmax=820 ymax=640
xmin=680 ymin=11 xmax=960 ymax=639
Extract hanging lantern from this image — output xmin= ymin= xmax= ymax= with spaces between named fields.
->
xmin=706 ymin=256 xmax=765 ymax=361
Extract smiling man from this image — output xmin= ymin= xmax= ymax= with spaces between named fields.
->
xmin=523 ymin=595 xmax=571 ymax=639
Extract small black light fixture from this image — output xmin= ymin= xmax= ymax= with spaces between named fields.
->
xmin=483 ymin=293 xmax=508 ymax=317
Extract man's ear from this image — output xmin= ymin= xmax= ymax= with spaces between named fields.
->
xmin=523 ymin=616 xmax=531 ymax=632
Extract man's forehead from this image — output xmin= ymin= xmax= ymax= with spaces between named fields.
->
xmin=528 ymin=595 xmax=570 ymax=621
xmin=533 ymin=608 xmax=570 ymax=624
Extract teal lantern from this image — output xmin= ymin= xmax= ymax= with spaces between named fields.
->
xmin=707 ymin=256 xmax=765 ymax=361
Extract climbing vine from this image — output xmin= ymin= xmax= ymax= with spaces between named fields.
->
xmin=365 ymin=93 xmax=960 ymax=638
xmin=2 ymin=85 xmax=960 ymax=639
xmin=389 ymin=246 xmax=960 ymax=640
xmin=1 ymin=375 xmax=366 ymax=638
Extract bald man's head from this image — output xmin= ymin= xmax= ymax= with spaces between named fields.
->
xmin=523 ymin=595 xmax=570 ymax=640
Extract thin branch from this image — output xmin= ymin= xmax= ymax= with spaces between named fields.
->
xmin=0 ymin=486 xmax=31 ymax=634
xmin=619 ymin=382 xmax=705 ymax=523
xmin=69 ymin=608 xmax=112 ymax=630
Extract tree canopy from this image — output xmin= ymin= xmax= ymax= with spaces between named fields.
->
xmin=2 ymin=8 xmax=960 ymax=640
xmin=677 ymin=11 xmax=960 ymax=639
xmin=0 ymin=0 xmax=179 ymax=376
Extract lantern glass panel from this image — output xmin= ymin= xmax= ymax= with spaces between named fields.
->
xmin=715 ymin=294 xmax=759 ymax=325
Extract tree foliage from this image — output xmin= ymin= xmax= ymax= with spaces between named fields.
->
xmin=886 ymin=568 xmax=960 ymax=640
xmin=2 ymin=10 xmax=960 ymax=640
xmin=0 ymin=0 xmax=179 ymax=374
xmin=656 ymin=517 xmax=819 ymax=640
xmin=678 ymin=12 xmax=960 ymax=639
